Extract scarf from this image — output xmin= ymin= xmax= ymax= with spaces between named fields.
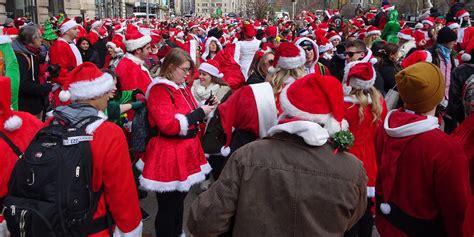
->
xmin=438 ymin=44 xmax=451 ymax=63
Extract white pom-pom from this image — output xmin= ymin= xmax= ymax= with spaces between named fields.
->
xmin=59 ymin=90 xmax=71 ymax=102
xmin=261 ymin=37 xmax=267 ymax=43
xmin=221 ymin=146 xmax=231 ymax=157
xmin=324 ymin=117 xmax=348 ymax=136
xmin=370 ymin=57 xmax=378 ymax=64
xmin=380 ymin=203 xmax=391 ymax=214
xmin=4 ymin=115 xmax=23 ymax=132
xmin=461 ymin=53 xmax=471 ymax=62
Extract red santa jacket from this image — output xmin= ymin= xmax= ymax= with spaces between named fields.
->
xmin=375 ymin=109 xmax=470 ymax=237
xmin=87 ymin=30 xmax=100 ymax=45
xmin=115 ymin=53 xmax=152 ymax=93
xmin=45 ymin=112 xmax=142 ymax=236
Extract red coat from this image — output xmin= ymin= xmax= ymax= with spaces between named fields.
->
xmin=375 ymin=110 xmax=470 ymax=237
xmin=45 ymin=114 xmax=142 ymax=236
xmin=115 ymin=54 xmax=152 ymax=93
xmin=344 ymin=96 xmax=387 ymax=193
xmin=87 ymin=30 xmax=99 ymax=45
xmin=140 ymin=78 xmax=210 ymax=192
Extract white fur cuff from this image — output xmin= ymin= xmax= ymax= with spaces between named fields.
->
xmin=174 ymin=114 xmax=189 ymax=136
xmin=113 ymin=221 xmax=143 ymax=237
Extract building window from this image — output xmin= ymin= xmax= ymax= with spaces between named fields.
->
xmin=197 ymin=3 xmax=199 ymax=6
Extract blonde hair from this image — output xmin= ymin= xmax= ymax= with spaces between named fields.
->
xmin=159 ymin=48 xmax=195 ymax=80
xmin=267 ymin=66 xmax=305 ymax=94
xmin=349 ymin=87 xmax=384 ymax=123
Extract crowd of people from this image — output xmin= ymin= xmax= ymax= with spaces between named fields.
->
xmin=0 ymin=1 xmax=473 ymax=237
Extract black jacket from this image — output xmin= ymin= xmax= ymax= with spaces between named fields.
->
xmin=448 ymin=63 xmax=474 ymax=123
xmin=12 ymin=40 xmax=52 ymax=115
xmin=377 ymin=61 xmax=399 ymax=93
xmin=93 ymin=38 xmax=108 ymax=68
xmin=246 ymin=71 xmax=266 ymax=85
xmin=329 ymin=55 xmax=346 ymax=82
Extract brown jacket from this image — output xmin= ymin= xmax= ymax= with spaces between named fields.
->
xmin=187 ymin=132 xmax=368 ymax=237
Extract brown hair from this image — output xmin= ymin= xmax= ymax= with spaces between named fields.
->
xmin=345 ymin=39 xmax=367 ymax=52
xmin=248 ymin=51 xmax=275 ymax=77
xmin=159 ymin=48 xmax=195 ymax=80
xmin=349 ymin=87 xmax=384 ymax=123
xmin=198 ymin=70 xmax=228 ymax=86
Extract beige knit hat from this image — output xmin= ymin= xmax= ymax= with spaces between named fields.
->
xmin=395 ymin=62 xmax=445 ymax=113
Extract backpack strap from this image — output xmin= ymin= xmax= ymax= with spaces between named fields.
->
xmin=317 ymin=62 xmax=326 ymax=76
xmin=0 ymin=130 xmax=22 ymax=157
xmin=15 ymin=51 xmax=31 ymax=71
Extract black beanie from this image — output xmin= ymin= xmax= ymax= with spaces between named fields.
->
xmin=437 ymin=27 xmax=457 ymax=44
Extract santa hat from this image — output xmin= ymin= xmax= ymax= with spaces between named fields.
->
xmin=13 ymin=18 xmax=25 ymax=29
xmin=447 ymin=22 xmax=461 ymax=30
xmin=422 ymin=17 xmax=434 ymax=26
xmin=201 ymin=36 xmax=223 ymax=60
xmin=0 ymin=76 xmax=22 ymax=132
xmin=326 ymin=31 xmax=341 ymax=42
xmin=280 ymin=73 xmax=348 ymax=135
xmin=315 ymin=30 xmax=333 ymax=53
xmin=114 ymin=23 xmax=124 ymax=33
xmin=59 ymin=18 xmax=78 ymax=35
xmin=461 ymin=39 xmax=474 ymax=62
xmin=268 ymin=42 xmax=306 ymax=73
xmin=106 ymin=36 xmax=125 ymax=54
xmin=124 ymin=24 xmax=152 ymax=52
xmin=342 ymin=61 xmax=376 ymax=94
xmin=294 ymin=37 xmax=319 ymax=63
xmin=199 ymin=59 xmax=223 ymax=78
xmin=98 ymin=26 xmax=108 ymax=39
xmin=254 ymin=21 xmax=261 ymax=30
xmin=382 ymin=5 xmax=395 ymax=12
xmin=218 ymin=82 xmax=278 ymax=156
xmin=298 ymin=28 xmax=310 ymax=37
xmin=456 ymin=9 xmax=470 ymax=24
xmin=242 ymin=23 xmax=256 ymax=38
xmin=318 ymin=22 xmax=329 ymax=32
xmin=397 ymin=28 xmax=414 ymax=41
xmin=365 ymin=26 xmax=381 ymax=37
xmin=90 ymin=20 xmax=102 ymax=30
xmin=188 ymin=21 xmax=199 ymax=30
xmin=58 ymin=62 xmax=115 ymax=102
xmin=265 ymin=26 xmax=278 ymax=38
xmin=400 ymin=50 xmax=432 ymax=69
xmin=370 ymin=7 xmax=377 ymax=13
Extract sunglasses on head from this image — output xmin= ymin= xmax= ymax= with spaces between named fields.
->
xmin=345 ymin=51 xmax=363 ymax=57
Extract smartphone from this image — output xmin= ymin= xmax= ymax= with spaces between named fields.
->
xmin=205 ymin=91 xmax=213 ymax=105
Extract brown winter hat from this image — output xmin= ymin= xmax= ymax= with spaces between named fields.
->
xmin=395 ymin=62 xmax=445 ymax=113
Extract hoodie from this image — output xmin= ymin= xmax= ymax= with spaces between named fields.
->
xmin=375 ymin=109 xmax=470 ymax=237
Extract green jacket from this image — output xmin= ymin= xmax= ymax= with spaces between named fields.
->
xmin=381 ymin=10 xmax=401 ymax=44
xmin=0 ymin=36 xmax=20 ymax=110
xmin=106 ymin=90 xmax=134 ymax=126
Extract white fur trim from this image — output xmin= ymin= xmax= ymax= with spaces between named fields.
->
xmin=250 ymin=82 xmax=278 ymax=138
xmin=0 ymin=35 xmax=12 ymax=44
xmin=328 ymin=34 xmax=341 ymax=42
xmin=280 ymin=84 xmax=331 ymax=124
xmin=383 ymin=110 xmax=439 ymax=138
xmin=201 ymin=37 xmax=222 ymax=60
xmin=458 ymin=12 xmax=470 ymax=19
xmin=125 ymin=35 xmax=151 ymax=52
xmin=58 ymin=37 xmax=83 ymax=65
xmin=268 ymin=121 xmax=329 ymax=146
xmin=220 ymin=146 xmax=231 ymax=157
xmin=462 ymin=53 xmax=472 ymax=62
xmin=106 ymin=41 xmax=123 ymax=53
xmin=294 ymin=37 xmax=319 ymax=65
xmin=422 ymin=19 xmax=434 ymax=26
xmin=85 ymin=111 xmax=107 ymax=135
xmin=0 ymin=219 xmax=8 ymax=237
xmin=135 ymin=159 xmax=145 ymax=172
xmin=380 ymin=203 xmax=391 ymax=214
xmin=324 ymin=117 xmax=349 ymax=135
xmin=90 ymin=21 xmax=102 ymax=30
xmin=189 ymin=39 xmax=198 ymax=63
xmin=350 ymin=76 xmax=375 ymax=90
xmin=277 ymin=48 xmax=306 ymax=70
xmin=199 ymin=62 xmax=223 ymax=78
xmin=113 ymin=221 xmax=143 ymax=237
xmin=60 ymin=20 xmax=78 ymax=34
xmin=318 ymin=43 xmax=334 ymax=53
xmin=425 ymin=51 xmax=433 ymax=63
xmin=59 ymin=90 xmax=71 ymax=102
xmin=145 ymin=77 xmax=180 ymax=99
xmin=68 ymin=73 xmax=115 ymax=101
xmin=4 ymin=115 xmax=22 ymax=132
xmin=174 ymin=114 xmax=189 ymax=136
xmin=447 ymin=23 xmax=460 ymax=30
xmin=367 ymin=187 xmax=375 ymax=198
xmin=139 ymin=163 xmax=212 ymax=192
xmin=365 ymin=30 xmax=381 ymax=37
xmin=397 ymin=32 xmax=413 ymax=41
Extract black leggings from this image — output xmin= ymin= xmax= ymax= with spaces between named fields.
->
xmin=155 ymin=191 xmax=187 ymax=237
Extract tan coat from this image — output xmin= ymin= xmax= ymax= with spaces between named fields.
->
xmin=188 ymin=132 xmax=368 ymax=237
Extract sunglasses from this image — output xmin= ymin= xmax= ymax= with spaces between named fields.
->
xmin=266 ymin=59 xmax=274 ymax=64
xmin=303 ymin=46 xmax=313 ymax=52
xmin=345 ymin=51 xmax=363 ymax=57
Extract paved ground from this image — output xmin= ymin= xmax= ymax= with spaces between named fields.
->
xmin=140 ymin=184 xmax=380 ymax=237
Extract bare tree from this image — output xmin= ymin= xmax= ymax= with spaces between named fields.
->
xmin=252 ymin=0 xmax=270 ymax=20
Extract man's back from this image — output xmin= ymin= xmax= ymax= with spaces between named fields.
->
xmin=188 ymin=132 xmax=367 ymax=237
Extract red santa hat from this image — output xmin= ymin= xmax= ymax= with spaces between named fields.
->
xmin=188 ymin=21 xmax=199 ymax=30
xmin=98 ymin=26 xmax=108 ymax=39
xmin=315 ymin=30 xmax=333 ymax=53
xmin=397 ymin=28 xmax=414 ymax=41
xmin=13 ymin=18 xmax=25 ymax=29
xmin=265 ymin=26 xmax=278 ymax=38
xmin=366 ymin=13 xmax=376 ymax=22
xmin=268 ymin=42 xmax=306 ymax=73
xmin=114 ymin=23 xmax=124 ymax=33
xmin=124 ymin=24 xmax=152 ymax=52
xmin=318 ymin=22 xmax=329 ymax=32
xmin=400 ymin=20 xmax=406 ymax=28
xmin=447 ymin=22 xmax=461 ymax=30
xmin=326 ymin=31 xmax=341 ymax=42
xmin=242 ymin=23 xmax=256 ymax=38
xmin=59 ymin=18 xmax=78 ymax=35
xmin=422 ymin=17 xmax=435 ymax=26
xmin=365 ymin=26 xmax=382 ymax=37
xmin=382 ymin=4 xmax=395 ymax=12
xmin=280 ymin=73 xmax=348 ymax=135
xmin=58 ymin=62 xmax=115 ymax=102
xmin=218 ymin=82 xmax=278 ymax=156
xmin=370 ymin=7 xmax=377 ymax=13
xmin=400 ymin=50 xmax=432 ymax=69
xmin=342 ymin=61 xmax=376 ymax=94
xmin=456 ymin=9 xmax=470 ymax=21
xmin=90 ymin=20 xmax=102 ymax=30
xmin=0 ymin=76 xmax=22 ymax=132
xmin=254 ymin=21 xmax=262 ymax=30
xmin=106 ymin=36 xmax=125 ymax=54
xmin=201 ymin=36 xmax=223 ymax=60
xmin=199 ymin=59 xmax=223 ymax=78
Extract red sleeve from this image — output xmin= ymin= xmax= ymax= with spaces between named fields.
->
xmin=49 ymin=43 xmax=71 ymax=85
xmin=91 ymin=122 xmax=141 ymax=232
xmin=434 ymin=139 xmax=471 ymax=237
xmin=147 ymin=86 xmax=183 ymax=135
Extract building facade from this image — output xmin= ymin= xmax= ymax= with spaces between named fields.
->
xmin=194 ymin=0 xmax=249 ymax=17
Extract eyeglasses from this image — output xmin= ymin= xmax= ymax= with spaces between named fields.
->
xmin=265 ymin=59 xmax=274 ymax=65
xmin=345 ymin=51 xmax=364 ymax=57
xmin=177 ymin=65 xmax=191 ymax=73
xmin=303 ymin=46 xmax=313 ymax=52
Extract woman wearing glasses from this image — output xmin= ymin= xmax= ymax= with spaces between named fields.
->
xmin=294 ymin=37 xmax=331 ymax=76
xmin=140 ymin=48 xmax=215 ymax=237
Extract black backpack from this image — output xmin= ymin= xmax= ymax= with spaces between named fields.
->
xmin=2 ymin=116 xmax=113 ymax=237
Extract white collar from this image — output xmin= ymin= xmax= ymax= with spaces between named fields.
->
xmin=268 ymin=120 xmax=329 ymax=146
xmin=383 ymin=110 xmax=439 ymax=138
xmin=125 ymin=53 xmax=145 ymax=65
